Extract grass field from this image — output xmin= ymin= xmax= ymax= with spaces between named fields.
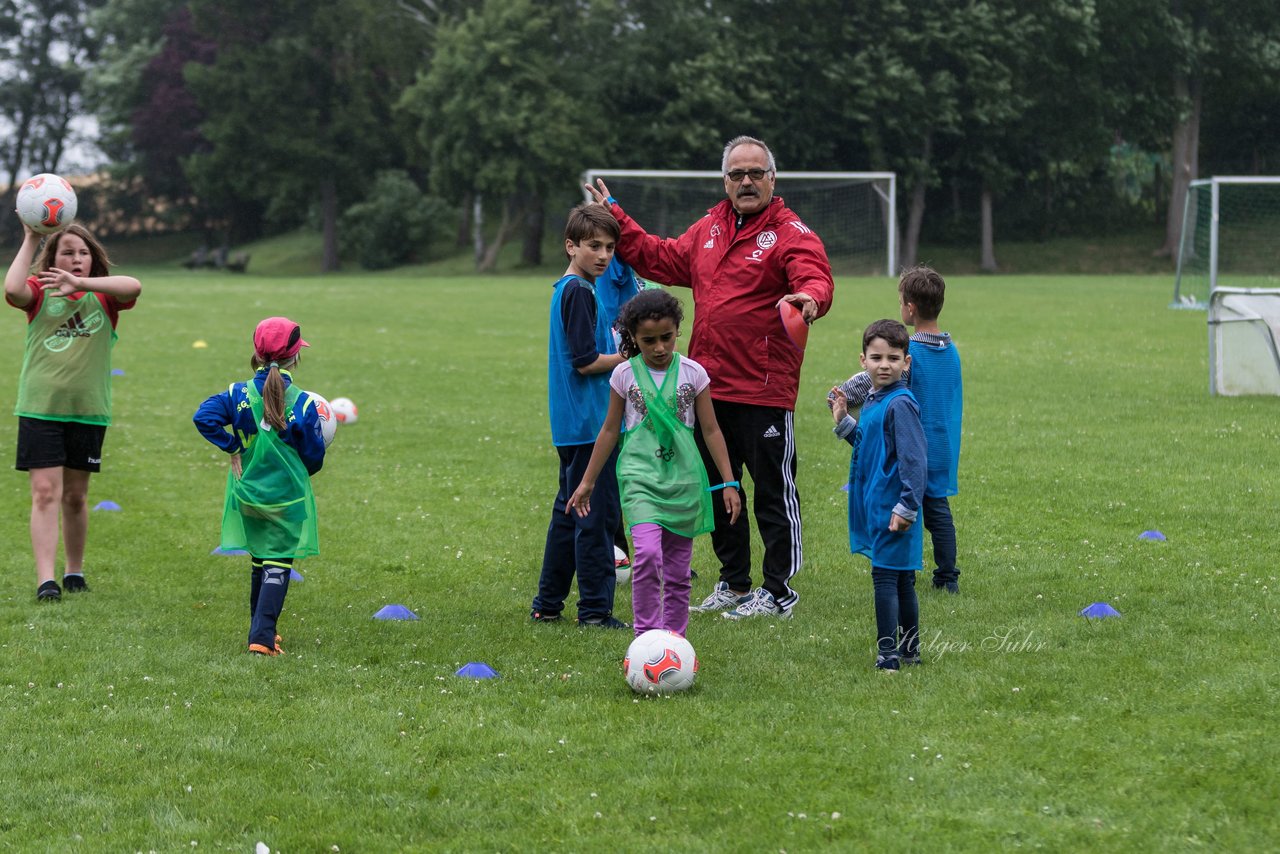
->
xmin=1 ymin=268 xmax=1276 ymax=852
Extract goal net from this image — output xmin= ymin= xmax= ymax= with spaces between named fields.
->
xmin=583 ymin=170 xmax=897 ymax=276
xmin=1208 ymin=287 xmax=1280 ymax=395
xmin=1173 ymin=177 xmax=1280 ymax=309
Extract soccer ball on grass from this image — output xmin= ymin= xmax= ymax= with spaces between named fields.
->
xmin=624 ymin=630 xmax=698 ymax=695
xmin=329 ymin=396 xmax=359 ymax=424
xmin=16 ymin=173 xmax=77 ymax=235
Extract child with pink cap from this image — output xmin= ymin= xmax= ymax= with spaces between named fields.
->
xmin=193 ymin=316 xmax=328 ymax=655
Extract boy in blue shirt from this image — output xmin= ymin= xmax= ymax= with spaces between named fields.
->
xmin=831 ymin=320 xmax=926 ymax=671
xmin=594 ymin=256 xmax=644 ymax=571
xmin=531 ymin=204 xmax=629 ymax=628
xmin=831 ymin=266 xmax=963 ymax=592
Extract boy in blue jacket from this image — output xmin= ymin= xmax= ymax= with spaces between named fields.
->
xmin=831 ymin=266 xmax=963 ymax=592
xmin=831 ymin=320 xmax=926 ymax=671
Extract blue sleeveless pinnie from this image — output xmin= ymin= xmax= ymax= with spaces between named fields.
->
xmin=848 ymin=386 xmax=923 ymax=571
xmin=908 ymin=339 xmax=962 ymax=497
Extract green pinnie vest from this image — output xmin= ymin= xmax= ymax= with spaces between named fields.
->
xmin=15 ymin=292 xmax=116 ymax=424
xmin=221 ymin=381 xmax=320 ymax=558
xmin=617 ymin=354 xmax=713 ymax=538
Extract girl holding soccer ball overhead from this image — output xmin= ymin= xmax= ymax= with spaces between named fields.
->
xmin=4 ymin=221 xmax=141 ymax=601
xmin=193 ymin=317 xmax=327 ymax=656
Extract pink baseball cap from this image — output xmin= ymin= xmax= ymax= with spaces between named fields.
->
xmin=253 ymin=316 xmax=309 ymax=361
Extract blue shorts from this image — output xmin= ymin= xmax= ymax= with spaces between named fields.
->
xmin=15 ymin=417 xmax=106 ymax=472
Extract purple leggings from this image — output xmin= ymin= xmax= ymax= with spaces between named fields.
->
xmin=630 ymin=522 xmax=693 ymax=637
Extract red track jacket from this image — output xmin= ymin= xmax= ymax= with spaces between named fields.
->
xmin=610 ymin=196 xmax=834 ymax=411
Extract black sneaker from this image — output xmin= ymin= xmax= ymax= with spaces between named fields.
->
xmin=578 ymin=615 xmax=631 ymax=630
xmin=63 ymin=574 xmax=89 ymax=593
xmin=37 ymin=580 xmax=62 ymax=602
xmin=932 ymin=581 xmax=960 ymax=594
xmin=530 ymin=610 xmax=562 ymax=623
xmin=875 ymin=654 xmax=900 ymax=671
xmin=900 ymin=653 xmax=923 ymax=666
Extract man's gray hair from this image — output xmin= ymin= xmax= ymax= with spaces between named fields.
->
xmin=721 ymin=136 xmax=776 ymax=174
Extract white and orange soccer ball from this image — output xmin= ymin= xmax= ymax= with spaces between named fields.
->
xmin=307 ymin=392 xmax=338 ymax=448
xmin=624 ymin=630 xmax=698 ymax=695
xmin=16 ymin=173 xmax=77 ymax=235
xmin=329 ymin=396 xmax=358 ymax=424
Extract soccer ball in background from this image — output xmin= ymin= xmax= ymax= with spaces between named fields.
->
xmin=614 ymin=545 xmax=631 ymax=583
xmin=16 ymin=173 xmax=78 ymax=235
xmin=329 ymin=396 xmax=358 ymax=424
xmin=624 ymin=630 xmax=698 ymax=695
xmin=307 ymin=392 xmax=338 ymax=448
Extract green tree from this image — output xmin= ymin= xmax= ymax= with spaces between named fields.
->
xmin=601 ymin=0 xmax=854 ymax=172
xmin=1149 ymin=0 xmax=1280 ymax=256
xmin=0 ymin=0 xmax=104 ymax=233
xmin=183 ymin=0 xmax=424 ymax=269
xmin=86 ymin=0 xmax=188 ymax=166
xmin=339 ymin=169 xmax=454 ymax=270
xmin=830 ymin=0 xmax=963 ymax=268
xmin=88 ymin=2 xmax=221 ymax=235
xmin=401 ymin=0 xmax=612 ymax=271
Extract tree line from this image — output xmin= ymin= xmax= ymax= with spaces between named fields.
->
xmin=2 ymin=0 xmax=1278 ymax=272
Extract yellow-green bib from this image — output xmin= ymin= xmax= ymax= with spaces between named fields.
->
xmin=220 ymin=382 xmax=320 ymax=558
xmin=617 ymin=354 xmax=713 ymax=538
xmin=16 ymin=293 xmax=116 ymax=424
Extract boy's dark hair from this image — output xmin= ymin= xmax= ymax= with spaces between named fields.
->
xmin=862 ymin=318 xmax=910 ymax=353
xmin=617 ymin=288 xmax=683 ymax=358
xmin=898 ymin=265 xmax=945 ymax=321
xmin=564 ymin=202 xmax=620 ymax=245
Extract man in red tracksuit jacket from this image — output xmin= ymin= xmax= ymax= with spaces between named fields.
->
xmin=586 ymin=135 xmax=834 ymax=619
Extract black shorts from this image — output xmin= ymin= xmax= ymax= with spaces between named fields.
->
xmin=16 ymin=417 xmax=107 ymax=472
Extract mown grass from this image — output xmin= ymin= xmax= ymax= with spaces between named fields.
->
xmin=0 ymin=269 xmax=1275 ymax=852
xmin=119 ymin=221 xmax=1184 ymax=280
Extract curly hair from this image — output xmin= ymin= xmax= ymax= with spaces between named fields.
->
xmin=616 ymin=288 xmax=683 ymax=359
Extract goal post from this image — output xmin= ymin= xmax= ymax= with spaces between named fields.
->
xmin=1207 ymin=287 xmax=1280 ymax=395
xmin=582 ymin=170 xmax=897 ymax=276
xmin=1173 ymin=176 xmax=1280 ymax=309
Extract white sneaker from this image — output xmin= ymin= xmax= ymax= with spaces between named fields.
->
xmin=722 ymin=587 xmax=792 ymax=620
xmin=690 ymin=581 xmax=753 ymax=613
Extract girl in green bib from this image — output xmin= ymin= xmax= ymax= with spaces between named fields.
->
xmin=569 ymin=289 xmax=740 ymax=637
xmin=5 ymin=223 xmax=141 ymax=602
xmin=193 ymin=317 xmax=327 ymax=656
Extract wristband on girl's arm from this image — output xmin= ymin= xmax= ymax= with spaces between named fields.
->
xmin=708 ymin=481 xmax=740 ymax=491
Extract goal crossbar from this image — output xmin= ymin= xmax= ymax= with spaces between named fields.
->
xmin=583 ymin=169 xmax=897 ymax=276
xmin=1174 ymin=176 xmax=1280 ymax=308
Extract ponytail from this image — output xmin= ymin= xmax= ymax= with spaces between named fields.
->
xmin=249 ymin=354 xmax=298 ymax=431
xmin=262 ymin=363 xmax=287 ymax=430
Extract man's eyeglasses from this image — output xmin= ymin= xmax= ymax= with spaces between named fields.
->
xmin=725 ymin=168 xmax=771 ymax=183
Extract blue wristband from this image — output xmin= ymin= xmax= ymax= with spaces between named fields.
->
xmin=708 ymin=481 xmax=740 ymax=491
xmin=605 ymin=196 xmax=616 ymax=205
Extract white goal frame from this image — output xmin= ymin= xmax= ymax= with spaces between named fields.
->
xmin=1174 ymin=175 xmax=1280 ymax=308
xmin=1207 ymin=287 xmax=1280 ymax=395
xmin=582 ymin=169 xmax=897 ymax=276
